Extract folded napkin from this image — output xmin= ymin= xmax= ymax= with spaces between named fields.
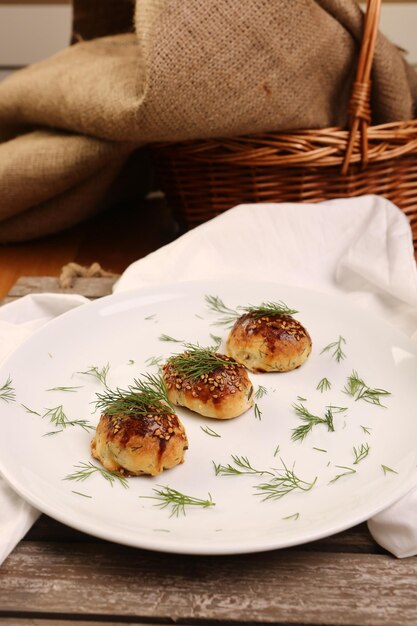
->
xmin=1 ymin=194 xmax=416 ymax=564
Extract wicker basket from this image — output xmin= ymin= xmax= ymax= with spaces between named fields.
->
xmin=150 ymin=0 xmax=417 ymax=250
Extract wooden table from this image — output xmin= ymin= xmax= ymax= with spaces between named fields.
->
xmin=1 ymin=277 xmax=417 ymax=626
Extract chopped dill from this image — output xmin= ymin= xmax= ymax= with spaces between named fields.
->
xmin=254 ymin=385 xmax=268 ymax=399
xmin=209 ymin=334 xmax=222 ymax=351
xmin=158 ymin=334 xmax=183 ymax=343
xmin=321 ymin=336 xmax=346 ymax=362
xmin=64 ymin=461 xmax=129 ymax=488
xmin=361 ymin=425 xmax=372 ymax=435
xmin=77 ymin=363 xmax=110 ymax=387
xmin=329 ymin=466 xmax=356 ymax=483
xmin=343 ymin=370 xmax=391 ymax=407
xmin=317 ymin=377 xmax=331 ymax=393
xmin=255 ymin=459 xmax=317 ymax=500
xmin=200 ymin=425 xmax=221 ymax=438
xmin=145 ymin=355 xmax=164 ymax=368
xmin=42 ymin=405 xmax=94 ymax=433
xmin=0 ymin=375 xmax=15 ymax=403
xmin=254 ymin=403 xmax=262 ymax=420
xmin=291 ymin=402 xmax=335 ymax=442
xmin=94 ymin=372 xmax=173 ymax=417
xmin=71 ymin=490 xmax=92 ymax=499
xmin=313 ymin=447 xmax=327 ymax=453
xmin=142 ymin=486 xmax=215 ymax=517
xmin=283 ymin=512 xmax=300 ymax=521
xmin=21 ymin=404 xmax=41 ymax=416
xmin=273 ymin=444 xmax=280 ymax=457
xmin=381 ymin=464 xmax=398 ymax=475
xmin=127 ymin=359 xmax=135 ymax=365
xmin=167 ymin=343 xmax=238 ymax=380
xmin=353 ymin=443 xmax=370 ymax=465
xmin=213 ymin=455 xmax=274 ymax=477
xmin=46 ymin=386 xmax=83 ymax=392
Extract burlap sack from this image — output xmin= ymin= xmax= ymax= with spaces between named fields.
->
xmin=0 ymin=0 xmax=416 ymax=242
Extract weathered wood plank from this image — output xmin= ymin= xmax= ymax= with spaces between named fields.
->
xmin=6 ymin=276 xmax=119 ymax=299
xmin=24 ymin=514 xmax=380 ymax=554
xmin=1 ymin=542 xmax=416 ymax=626
xmin=0 ymin=621 xmax=167 ymax=626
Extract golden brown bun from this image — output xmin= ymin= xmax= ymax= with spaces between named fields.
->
xmin=226 ymin=313 xmax=312 ymax=373
xmin=91 ymin=407 xmax=188 ymax=477
xmin=162 ymin=354 xmax=254 ymax=419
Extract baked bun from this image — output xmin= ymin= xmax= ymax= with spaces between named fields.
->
xmin=226 ymin=313 xmax=312 ymax=373
xmin=91 ymin=407 xmax=188 ymax=477
xmin=162 ymin=349 xmax=254 ymax=419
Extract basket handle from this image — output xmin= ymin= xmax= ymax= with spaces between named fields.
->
xmin=341 ymin=0 xmax=382 ymax=175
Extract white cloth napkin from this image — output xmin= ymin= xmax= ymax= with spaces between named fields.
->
xmin=0 ymin=294 xmax=88 ymax=564
xmin=1 ymin=194 xmax=416 ymax=563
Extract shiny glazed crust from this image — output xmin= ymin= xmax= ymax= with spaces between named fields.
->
xmin=162 ymin=354 xmax=254 ymax=419
xmin=226 ymin=313 xmax=312 ymax=373
xmin=91 ymin=407 xmax=188 ymax=477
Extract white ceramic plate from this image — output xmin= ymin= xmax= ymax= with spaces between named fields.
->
xmin=1 ymin=280 xmax=417 ymax=555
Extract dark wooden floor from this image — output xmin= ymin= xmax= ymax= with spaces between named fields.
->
xmin=0 ymin=195 xmax=176 ymax=299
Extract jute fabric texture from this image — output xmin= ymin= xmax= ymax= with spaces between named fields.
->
xmin=0 ymin=0 xmax=416 ymax=242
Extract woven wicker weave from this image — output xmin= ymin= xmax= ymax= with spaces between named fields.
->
xmin=151 ymin=0 xmax=417 ymax=250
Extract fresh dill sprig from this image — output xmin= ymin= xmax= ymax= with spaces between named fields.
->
xmin=329 ymin=466 xmax=356 ymax=483
xmin=205 ymin=295 xmax=240 ymax=326
xmin=291 ymin=402 xmax=335 ymax=442
xmin=353 ymin=443 xmax=370 ymax=465
xmin=42 ymin=405 xmax=94 ymax=433
xmin=213 ymin=455 xmax=274 ymax=477
xmin=64 ymin=461 xmax=129 ymax=488
xmin=343 ymin=370 xmax=391 ymax=407
xmin=317 ymin=377 xmax=331 ymax=393
xmin=313 ymin=447 xmax=327 ymax=453
xmin=254 ymin=385 xmax=268 ymax=399
xmin=142 ymin=486 xmax=215 ymax=517
xmin=361 ymin=425 xmax=372 ymax=435
xmin=242 ymin=301 xmax=298 ymax=318
xmin=273 ymin=444 xmax=280 ymax=457
xmin=381 ymin=464 xmax=398 ymax=475
xmin=0 ymin=375 xmax=15 ymax=403
xmin=254 ymin=403 xmax=262 ymax=420
xmin=158 ymin=334 xmax=183 ymax=343
xmin=200 ymin=425 xmax=221 ymax=438
xmin=167 ymin=344 xmax=237 ymax=380
xmin=94 ymin=372 xmax=172 ymax=417
xmin=205 ymin=295 xmax=298 ymax=326
xmin=321 ymin=336 xmax=346 ymax=362
xmin=78 ymin=363 xmax=110 ymax=387
xmin=255 ymin=459 xmax=317 ymax=500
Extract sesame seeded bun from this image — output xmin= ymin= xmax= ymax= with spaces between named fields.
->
xmin=162 ymin=353 xmax=254 ymax=419
xmin=91 ymin=408 xmax=188 ymax=477
xmin=226 ymin=313 xmax=312 ymax=373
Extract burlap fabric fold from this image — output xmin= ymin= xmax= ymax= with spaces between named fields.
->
xmin=0 ymin=0 xmax=416 ymax=242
